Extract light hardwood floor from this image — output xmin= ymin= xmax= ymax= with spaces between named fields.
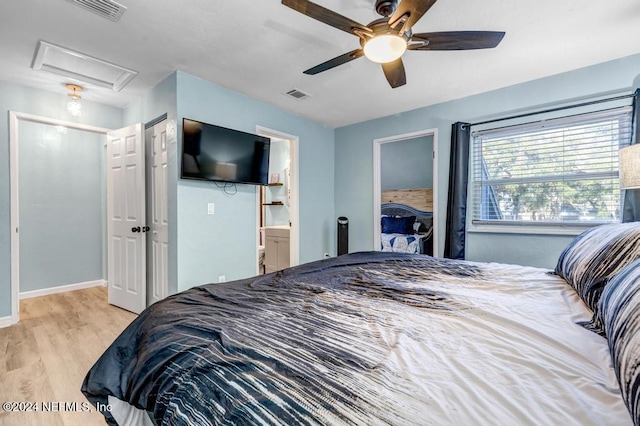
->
xmin=0 ymin=286 xmax=137 ymax=426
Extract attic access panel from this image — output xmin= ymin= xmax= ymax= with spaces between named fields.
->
xmin=31 ymin=40 xmax=137 ymax=92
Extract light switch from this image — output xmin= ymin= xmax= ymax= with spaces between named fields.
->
xmin=207 ymin=203 xmax=215 ymax=215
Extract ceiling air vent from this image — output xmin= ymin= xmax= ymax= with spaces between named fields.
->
xmin=65 ymin=0 xmax=127 ymax=22
xmin=284 ymin=88 xmax=311 ymax=100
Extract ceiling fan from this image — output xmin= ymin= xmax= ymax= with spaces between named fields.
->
xmin=282 ymin=0 xmax=505 ymax=88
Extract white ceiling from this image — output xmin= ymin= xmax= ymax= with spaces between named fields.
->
xmin=1 ymin=0 xmax=639 ymax=128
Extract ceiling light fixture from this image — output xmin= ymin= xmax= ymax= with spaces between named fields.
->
xmin=363 ymin=34 xmax=407 ymax=63
xmin=66 ymin=83 xmax=83 ymax=117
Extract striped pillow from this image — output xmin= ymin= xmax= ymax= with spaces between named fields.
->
xmin=555 ymin=222 xmax=640 ymax=328
xmin=599 ymin=259 xmax=640 ymax=425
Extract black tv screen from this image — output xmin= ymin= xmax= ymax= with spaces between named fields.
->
xmin=181 ymin=118 xmax=271 ymax=185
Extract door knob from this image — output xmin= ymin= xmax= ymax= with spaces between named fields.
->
xmin=131 ymin=226 xmax=141 ymax=233
xmin=142 ymin=226 xmax=150 ymax=232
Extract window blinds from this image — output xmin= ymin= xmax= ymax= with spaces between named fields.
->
xmin=470 ymin=106 xmax=633 ymax=225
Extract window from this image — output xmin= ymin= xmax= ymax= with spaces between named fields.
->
xmin=470 ymin=106 xmax=633 ymax=227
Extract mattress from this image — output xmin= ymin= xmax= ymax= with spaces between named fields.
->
xmin=82 ymin=252 xmax=632 ymax=425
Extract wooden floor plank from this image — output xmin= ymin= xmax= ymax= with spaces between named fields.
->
xmin=4 ymin=324 xmax=40 ymax=372
xmin=0 ymin=360 xmax=64 ymax=426
xmin=0 ymin=287 xmax=137 ymax=426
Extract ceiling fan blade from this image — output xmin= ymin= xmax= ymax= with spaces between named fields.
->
xmin=388 ymin=0 xmax=438 ymax=34
xmin=282 ymin=0 xmax=371 ymax=36
xmin=410 ymin=31 xmax=505 ymax=50
xmin=381 ymin=58 xmax=406 ymax=88
xmin=303 ymin=49 xmax=365 ymax=75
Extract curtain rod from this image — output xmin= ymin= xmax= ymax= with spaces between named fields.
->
xmin=463 ymin=93 xmax=635 ymax=129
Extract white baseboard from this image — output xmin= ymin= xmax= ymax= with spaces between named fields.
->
xmin=19 ymin=279 xmax=107 ymax=300
xmin=0 ymin=316 xmax=17 ymax=328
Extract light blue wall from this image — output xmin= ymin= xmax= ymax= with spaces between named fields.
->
xmin=124 ymin=73 xmax=177 ymax=128
xmin=335 ymin=53 xmax=640 ymax=269
xmin=19 ymin=123 xmax=105 ymax=291
xmin=123 ymin=72 xmax=179 ymax=296
xmin=176 ymin=71 xmax=334 ymax=291
xmin=381 ymin=136 xmax=433 ymax=191
xmin=0 ymin=81 xmax=123 ymax=318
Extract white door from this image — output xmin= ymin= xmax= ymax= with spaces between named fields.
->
xmin=107 ymin=124 xmax=146 ymax=314
xmin=147 ymin=121 xmax=169 ymax=305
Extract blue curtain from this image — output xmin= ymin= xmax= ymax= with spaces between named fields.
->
xmin=622 ymin=89 xmax=640 ymax=222
xmin=444 ymin=122 xmax=471 ymax=259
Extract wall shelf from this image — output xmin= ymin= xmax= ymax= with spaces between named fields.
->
xmin=268 ymin=183 xmax=283 ymax=187
xmin=263 ymin=201 xmax=284 ymax=206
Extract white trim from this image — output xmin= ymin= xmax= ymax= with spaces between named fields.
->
xmin=19 ymin=280 xmax=107 ymax=300
xmin=9 ymin=112 xmax=20 ymax=325
xmin=256 ymin=126 xmax=300 ymax=268
xmin=9 ymin=111 xmax=110 ymax=325
xmin=11 ymin=111 xmax=110 ymax=134
xmin=373 ymin=128 xmax=439 ymax=256
xmin=255 ymin=188 xmax=262 ymax=275
xmin=468 ymin=224 xmax=591 ymax=236
xmin=0 ymin=316 xmax=17 ymax=329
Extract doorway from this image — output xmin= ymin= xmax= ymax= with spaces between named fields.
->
xmin=373 ymin=128 xmax=439 ymax=256
xmin=9 ymin=112 xmax=110 ymax=324
xmin=9 ymin=112 xmax=170 ymax=325
xmin=255 ymin=126 xmax=299 ymax=274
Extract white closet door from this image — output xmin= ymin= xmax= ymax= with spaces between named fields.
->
xmin=107 ymin=123 xmax=146 ymax=314
xmin=148 ymin=121 xmax=169 ymax=305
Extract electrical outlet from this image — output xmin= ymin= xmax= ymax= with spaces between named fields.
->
xmin=324 ymin=253 xmax=330 ymax=259
xmin=218 ymin=275 xmax=226 ymax=283
xmin=207 ymin=203 xmax=215 ymax=215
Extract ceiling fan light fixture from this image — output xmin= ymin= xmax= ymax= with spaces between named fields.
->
xmin=363 ymin=34 xmax=407 ymax=63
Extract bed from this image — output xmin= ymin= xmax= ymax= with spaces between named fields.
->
xmin=381 ymin=187 xmax=434 ymax=255
xmin=82 ymin=222 xmax=640 ymax=426
xmin=381 ymin=203 xmax=433 ymax=255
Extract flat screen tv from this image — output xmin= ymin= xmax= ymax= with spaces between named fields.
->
xmin=181 ymin=118 xmax=271 ymax=185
